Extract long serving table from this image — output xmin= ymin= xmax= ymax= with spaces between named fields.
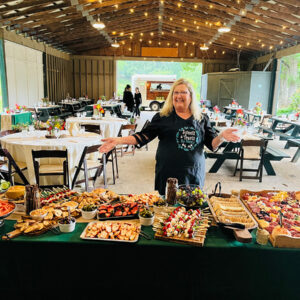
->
xmin=270 ymin=117 xmax=300 ymax=148
xmin=0 ymin=219 xmax=299 ymax=299
xmin=85 ymin=103 xmax=123 ymax=118
xmin=206 ymin=132 xmax=290 ymax=175
xmin=0 ymin=111 xmax=32 ymax=130
xmin=223 ymin=106 xmax=243 ymax=120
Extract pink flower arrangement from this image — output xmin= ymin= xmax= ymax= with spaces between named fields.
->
xmin=236 ymin=108 xmax=244 ymax=116
xmin=295 ymin=112 xmax=299 ymax=119
xmin=232 ymin=99 xmax=238 ymax=106
xmin=213 ymin=105 xmax=220 ymax=114
xmin=15 ymin=104 xmax=20 ymax=110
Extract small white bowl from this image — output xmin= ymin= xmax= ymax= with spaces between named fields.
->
xmin=30 ymin=209 xmax=48 ymax=220
xmin=58 ymin=220 xmax=76 ymax=233
xmin=81 ymin=209 xmax=97 ymax=220
xmin=139 ymin=214 xmax=154 ymax=226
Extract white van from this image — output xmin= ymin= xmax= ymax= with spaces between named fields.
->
xmin=132 ymin=74 xmax=176 ymax=111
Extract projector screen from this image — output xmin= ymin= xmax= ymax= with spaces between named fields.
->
xmin=4 ymin=40 xmax=44 ymax=108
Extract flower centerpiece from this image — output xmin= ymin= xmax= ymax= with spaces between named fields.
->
xmin=213 ymin=105 xmax=220 ymax=114
xmin=46 ymin=117 xmax=65 ymax=137
xmin=295 ymin=112 xmax=300 ymax=120
xmin=233 ymin=109 xmax=248 ymax=138
xmin=101 ymin=95 xmax=106 ymax=101
xmin=41 ymin=97 xmax=49 ymax=107
xmin=253 ymin=102 xmax=262 ymax=115
xmin=5 ymin=109 xmax=14 ymax=114
xmin=231 ymin=99 xmax=238 ymax=107
xmin=200 ymin=99 xmax=205 ymax=108
xmin=93 ymin=103 xmax=105 ymax=118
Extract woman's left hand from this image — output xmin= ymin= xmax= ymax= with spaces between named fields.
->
xmin=221 ymin=128 xmax=240 ymax=142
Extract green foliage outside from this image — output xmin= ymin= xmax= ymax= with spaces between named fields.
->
xmin=277 ymin=53 xmax=300 ymax=115
xmin=116 ymin=60 xmax=203 ymax=100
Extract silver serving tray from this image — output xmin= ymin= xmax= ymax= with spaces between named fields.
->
xmin=80 ymin=220 xmax=140 ymax=243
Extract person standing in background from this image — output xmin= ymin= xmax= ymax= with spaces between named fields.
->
xmin=123 ymin=84 xmax=134 ymax=112
xmin=134 ymin=87 xmax=142 ymax=118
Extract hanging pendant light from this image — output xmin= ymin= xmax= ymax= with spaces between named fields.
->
xmin=218 ymin=25 xmax=231 ymax=33
xmin=200 ymin=44 xmax=209 ymax=50
xmin=111 ymin=39 xmax=120 ymax=48
xmin=93 ymin=16 xmax=105 ymax=30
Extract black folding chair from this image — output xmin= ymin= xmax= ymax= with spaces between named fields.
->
xmin=32 ymin=149 xmax=69 ymax=188
xmin=72 ymin=145 xmax=113 ymax=191
xmin=233 ymin=139 xmax=268 ymax=182
xmin=0 ymin=148 xmax=29 ymax=185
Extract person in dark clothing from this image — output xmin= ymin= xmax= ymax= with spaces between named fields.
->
xmin=123 ymin=84 xmax=134 ymax=112
xmin=100 ymin=78 xmax=240 ymax=195
xmin=134 ymin=87 xmax=142 ymax=117
xmin=156 ymin=83 xmax=162 ymax=90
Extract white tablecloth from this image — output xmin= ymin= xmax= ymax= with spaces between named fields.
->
xmin=0 ymin=131 xmax=102 ymax=186
xmin=66 ymin=117 xmax=128 ymax=138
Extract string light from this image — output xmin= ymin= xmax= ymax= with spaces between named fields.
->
xmin=269 ymin=46 xmax=273 ymax=49
xmin=190 ymin=53 xmax=193 ymax=56
xmin=247 ymin=42 xmax=250 ymax=46
xmin=130 ymin=8 xmax=134 ymax=13
xmin=158 ymin=42 xmax=161 ymax=45
xmin=182 ymin=19 xmax=186 ymax=23
xmin=172 ymin=30 xmax=176 ymax=34
xmin=139 ymin=39 xmax=143 ymax=42
xmin=194 ymin=4 xmax=198 ymax=9
xmin=177 ymin=2 xmax=181 ymax=8
xmin=193 ymin=21 xmax=197 ymax=25
xmin=233 ymin=38 xmax=236 ymax=41
xmin=167 ymin=42 xmax=170 ymax=46
xmin=144 ymin=12 xmax=148 ymax=17
xmin=196 ymin=26 xmax=199 ymax=29
xmin=184 ymin=42 xmax=187 ymax=46
xmin=140 ymin=33 xmax=143 ymax=36
xmin=158 ymin=15 xmax=162 ymax=19
xmin=170 ymin=17 xmax=173 ymax=21
xmin=149 ymin=40 xmax=152 ymax=44
xmin=176 ymin=42 xmax=179 ymax=46
xmin=112 ymin=31 xmax=116 ymax=35
xmin=238 ymin=44 xmax=241 ymax=48
xmin=114 ymin=4 xmax=118 ymax=9
xmin=120 ymin=32 xmax=124 ymax=36
xmin=184 ymin=28 xmax=187 ymax=32
xmin=192 ymin=42 xmax=195 ymax=45
xmin=209 ymin=4 xmax=213 ymax=8
xmin=222 ymin=51 xmax=225 ymax=54
xmin=261 ymin=43 xmax=265 ymax=47
xmin=230 ymin=41 xmax=233 ymax=45
xmin=214 ymin=50 xmax=217 ymax=54
xmin=150 ymin=32 xmax=154 ymax=36
xmin=280 ymin=40 xmax=283 ymax=44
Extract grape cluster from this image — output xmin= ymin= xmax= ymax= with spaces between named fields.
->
xmin=176 ymin=185 xmax=207 ymax=208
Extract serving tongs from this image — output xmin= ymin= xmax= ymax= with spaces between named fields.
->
xmin=140 ymin=230 xmax=151 ymax=240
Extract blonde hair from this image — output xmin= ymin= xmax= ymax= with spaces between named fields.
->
xmin=160 ymin=78 xmax=202 ymax=121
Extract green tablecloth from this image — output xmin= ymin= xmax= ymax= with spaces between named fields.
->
xmin=0 ymin=112 xmax=32 ymax=130
xmin=12 ymin=112 xmax=32 ymax=126
xmin=0 ymin=219 xmax=299 ymax=299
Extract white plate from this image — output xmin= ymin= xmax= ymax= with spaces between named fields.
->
xmin=80 ymin=220 xmax=140 ymax=243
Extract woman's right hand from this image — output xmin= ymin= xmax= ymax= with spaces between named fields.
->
xmin=99 ymin=138 xmax=119 ymax=153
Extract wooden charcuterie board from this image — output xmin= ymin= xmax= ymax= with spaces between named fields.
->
xmin=207 ymin=193 xmax=257 ymax=243
xmin=154 ymin=231 xmax=207 ymax=247
xmin=240 ymin=189 xmax=300 ymax=248
xmin=153 ymin=206 xmax=210 ymax=247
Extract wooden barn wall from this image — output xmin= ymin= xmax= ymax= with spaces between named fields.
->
xmin=46 ymin=54 xmax=73 ymax=103
xmin=72 ymin=56 xmax=115 ymax=100
xmin=202 ymin=62 xmax=248 ymax=74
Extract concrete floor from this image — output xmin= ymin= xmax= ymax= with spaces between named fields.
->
xmin=95 ymin=111 xmax=300 ymax=194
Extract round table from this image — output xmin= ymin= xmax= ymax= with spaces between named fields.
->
xmin=0 ymin=130 xmax=101 ymax=186
xmin=66 ymin=116 xmax=128 ymax=138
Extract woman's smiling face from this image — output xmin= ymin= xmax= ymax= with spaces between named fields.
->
xmin=172 ymin=84 xmax=192 ymax=113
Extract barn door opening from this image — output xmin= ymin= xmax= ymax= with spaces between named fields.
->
xmin=218 ymin=78 xmax=236 ymax=107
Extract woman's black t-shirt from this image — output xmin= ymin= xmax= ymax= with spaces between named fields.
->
xmin=133 ymin=111 xmax=217 ymax=195
xmin=134 ymin=92 xmax=142 ymax=105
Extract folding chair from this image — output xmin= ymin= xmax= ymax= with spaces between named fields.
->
xmin=233 ymin=139 xmax=268 ymax=182
xmin=71 ymin=145 xmax=113 ymax=191
xmin=81 ymin=124 xmax=101 ymax=135
xmin=0 ymin=148 xmax=29 ymax=185
xmin=116 ymin=124 xmax=138 ymax=156
xmin=32 ymin=149 xmax=69 ymax=188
